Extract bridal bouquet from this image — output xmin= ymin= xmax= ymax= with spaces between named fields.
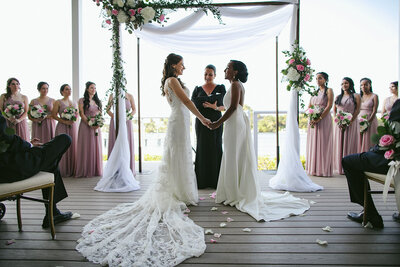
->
xmin=126 ymin=109 xmax=134 ymax=120
xmin=61 ymin=107 xmax=79 ymax=128
xmin=372 ymin=120 xmax=400 ymax=160
xmin=334 ymin=110 xmax=352 ymax=128
xmin=2 ymin=104 xmax=25 ymax=121
xmin=282 ymin=43 xmax=316 ymax=103
xmin=87 ymin=113 xmax=105 ymax=136
xmin=29 ymin=104 xmax=48 ymax=125
xmin=304 ymin=104 xmax=323 ymax=128
xmin=359 ymin=114 xmax=370 ymax=134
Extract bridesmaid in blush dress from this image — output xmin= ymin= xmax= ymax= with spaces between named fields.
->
xmin=28 ymin=82 xmax=56 ymax=143
xmin=332 ymin=77 xmax=360 ymax=175
xmin=106 ymin=92 xmax=136 ymax=175
xmin=0 ymin=78 xmax=29 ymax=141
xmin=306 ymin=72 xmax=334 ymax=177
xmin=52 ymin=84 xmax=78 ymax=177
xmin=357 ymin=78 xmax=378 ymax=153
xmin=381 ymin=81 xmax=398 ymax=116
xmin=75 ymin=81 xmax=103 ymax=177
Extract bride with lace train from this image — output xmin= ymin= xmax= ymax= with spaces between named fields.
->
xmin=76 ymin=53 xmax=211 ymax=267
xmin=210 ymin=60 xmax=310 ymax=221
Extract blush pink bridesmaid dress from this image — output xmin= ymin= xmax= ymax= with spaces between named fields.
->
xmin=31 ymin=98 xmax=56 ymax=143
xmin=358 ymin=95 xmax=378 ymax=153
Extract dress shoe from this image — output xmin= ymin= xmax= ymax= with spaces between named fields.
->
xmin=42 ymin=211 xmax=73 ymax=228
xmin=347 ymin=211 xmax=364 ymax=223
xmin=393 ymin=212 xmax=400 ymax=223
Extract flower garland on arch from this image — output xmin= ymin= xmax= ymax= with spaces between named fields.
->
xmin=94 ymin=0 xmax=222 ymax=33
xmin=281 ymin=43 xmax=316 ymax=108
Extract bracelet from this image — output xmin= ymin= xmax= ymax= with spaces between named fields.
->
xmin=215 ymin=107 xmax=218 ymax=111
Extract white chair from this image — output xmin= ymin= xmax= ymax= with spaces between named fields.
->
xmin=0 ymin=172 xmax=56 ymax=239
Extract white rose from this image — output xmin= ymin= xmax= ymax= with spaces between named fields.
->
xmin=126 ymin=0 xmax=136 ymax=7
xmin=130 ymin=16 xmax=136 ymax=21
xmin=287 ymin=67 xmax=300 ymax=82
xmin=141 ymin=6 xmax=155 ymax=22
xmin=117 ymin=11 xmax=129 ymax=23
xmin=31 ymin=110 xmax=39 ymax=118
xmin=65 ymin=114 xmax=72 ymax=120
xmin=106 ymin=9 xmax=112 ymax=16
xmin=116 ymin=0 xmax=125 ymax=8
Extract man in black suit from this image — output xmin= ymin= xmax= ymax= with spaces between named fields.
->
xmin=342 ymin=99 xmax=400 ymax=228
xmin=0 ymin=114 xmax=73 ymax=228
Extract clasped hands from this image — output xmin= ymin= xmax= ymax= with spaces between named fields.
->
xmin=200 ymin=118 xmax=221 ymax=130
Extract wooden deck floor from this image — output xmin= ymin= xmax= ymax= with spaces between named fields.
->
xmin=1 ymin=163 xmax=400 ymax=266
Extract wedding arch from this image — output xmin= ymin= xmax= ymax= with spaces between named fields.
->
xmin=73 ymin=0 xmax=321 ymax=192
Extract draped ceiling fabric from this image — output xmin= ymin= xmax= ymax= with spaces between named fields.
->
xmin=134 ymin=3 xmax=295 ymax=55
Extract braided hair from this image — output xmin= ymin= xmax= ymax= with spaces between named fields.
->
xmin=317 ymin=72 xmax=329 ymax=97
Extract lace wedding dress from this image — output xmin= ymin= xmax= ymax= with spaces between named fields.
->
xmin=216 ymin=86 xmax=310 ymax=221
xmin=76 ymin=82 xmax=205 ymax=267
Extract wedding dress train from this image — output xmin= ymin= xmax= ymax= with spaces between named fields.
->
xmin=76 ymin=84 xmax=205 ymax=267
xmin=216 ymin=86 xmax=311 ymax=221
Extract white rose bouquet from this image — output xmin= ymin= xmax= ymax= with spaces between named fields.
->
xmin=334 ymin=110 xmax=352 ymax=129
xmin=29 ymin=104 xmax=48 ymax=125
xmin=87 ymin=113 xmax=105 ymax=136
xmin=359 ymin=114 xmax=370 ymax=134
xmin=304 ymin=105 xmax=323 ymax=128
xmin=61 ymin=107 xmax=79 ymax=128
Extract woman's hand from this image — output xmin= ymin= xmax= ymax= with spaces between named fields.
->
xmin=91 ymin=125 xmax=100 ymax=130
xmin=209 ymin=121 xmax=221 ymax=130
xmin=63 ymin=120 xmax=74 ymax=126
xmin=200 ymin=117 xmax=211 ymax=128
xmin=203 ymin=101 xmax=218 ymax=111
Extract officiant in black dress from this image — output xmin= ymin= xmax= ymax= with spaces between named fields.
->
xmin=191 ymin=64 xmax=226 ymax=189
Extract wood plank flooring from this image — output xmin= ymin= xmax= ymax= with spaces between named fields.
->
xmin=1 ymin=163 xmax=399 ymax=266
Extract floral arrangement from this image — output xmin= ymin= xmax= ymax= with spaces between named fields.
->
xmin=359 ymin=114 xmax=370 ymax=134
xmin=334 ymin=110 xmax=352 ymax=128
xmin=282 ymin=43 xmax=316 ymax=108
xmin=304 ymin=104 xmax=323 ymax=128
xmin=126 ymin=109 xmax=134 ymax=120
xmin=94 ymin=0 xmax=221 ymax=33
xmin=381 ymin=112 xmax=390 ymax=124
xmin=88 ymin=113 xmax=105 ymax=136
xmin=29 ymin=104 xmax=48 ymax=125
xmin=372 ymin=120 xmax=400 ymax=160
xmin=61 ymin=107 xmax=79 ymax=122
xmin=2 ymin=104 xmax=24 ymax=120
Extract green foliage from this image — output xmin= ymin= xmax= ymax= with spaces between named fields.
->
xmin=257 ymin=114 xmax=308 ymax=133
xmin=257 ymin=155 xmax=306 ymax=170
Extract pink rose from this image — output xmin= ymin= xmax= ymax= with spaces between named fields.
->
xmin=340 ymin=116 xmax=344 ymax=120
xmin=346 ymin=115 xmax=352 ymax=120
xmin=129 ymin=9 xmax=135 ymax=16
xmin=384 ymin=115 xmax=389 ymax=120
xmin=384 ymin=149 xmax=395 ymax=160
xmin=296 ymin=64 xmax=305 ymax=71
xmin=159 ymin=14 xmax=165 ymax=22
xmin=106 ymin=19 xmax=112 ymax=25
xmin=304 ymin=74 xmax=311 ymax=81
xmin=306 ymin=58 xmax=311 ymax=65
xmin=308 ymin=109 xmax=314 ymax=114
xmin=64 ymin=109 xmax=68 ymax=113
xmin=112 ymin=9 xmax=118 ymax=15
xmin=379 ymin=134 xmax=395 ymax=146
xmin=137 ymin=7 xmax=142 ymax=13
xmin=334 ymin=118 xmax=339 ymax=123
xmin=288 ymin=58 xmax=295 ymax=64
xmin=13 ymin=104 xmax=19 ymax=109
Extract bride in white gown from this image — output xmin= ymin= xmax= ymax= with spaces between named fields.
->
xmin=210 ymin=60 xmax=310 ymax=221
xmin=76 ymin=54 xmax=211 ymax=267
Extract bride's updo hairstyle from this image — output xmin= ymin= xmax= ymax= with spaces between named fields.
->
xmin=231 ymin=60 xmax=248 ymax=83
xmin=160 ymin=53 xmax=185 ymax=96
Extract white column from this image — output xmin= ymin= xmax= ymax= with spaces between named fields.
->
xmin=71 ymin=0 xmax=83 ymax=103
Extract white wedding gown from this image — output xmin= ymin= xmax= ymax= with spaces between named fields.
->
xmin=76 ymin=83 xmax=205 ymax=267
xmin=216 ymin=86 xmax=310 ymax=221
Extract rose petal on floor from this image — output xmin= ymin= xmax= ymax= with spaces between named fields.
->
xmin=221 ymin=211 xmax=228 ymax=214
xmin=205 ymin=229 xmax=214 ymax=235
xmin=226 ymin=217 xmax=234 ymax=222
xmin=199 ymin=197 xmax=206 ymax=200
xmin=316 ymin=239 xmax=328 ymax=246
xmin=210 ymin=239 xmax=217 ymax=243
xmin=210 ymin=207 xmax=218 ymax=211
xmin=71 ymin=213 xmax=81 ymax=219
xmin=5 ymin=239 xmax=15 ymax=245
xmin=213 ymin=233 xmax=221 ymax=238
xmin=322 ymin=226 xmax=332 ymax=232
xmin=219 ymin=222 xmax=227 ymax=227
xmin=242 ymin=228 xmax=251 ymax=232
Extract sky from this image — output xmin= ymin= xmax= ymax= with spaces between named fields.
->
xmin=0 ymin=0 xmax=398 ymax=117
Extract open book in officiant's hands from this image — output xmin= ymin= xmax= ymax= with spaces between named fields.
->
xmin=193 ymin=92 xmax=223 ymax=106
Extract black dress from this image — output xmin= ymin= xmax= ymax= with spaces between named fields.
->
xmin=191 ymin=84 xmax=226 ymax=189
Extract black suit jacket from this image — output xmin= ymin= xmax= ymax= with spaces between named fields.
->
xmin=0 ymin=135 xmax=44 ymax=182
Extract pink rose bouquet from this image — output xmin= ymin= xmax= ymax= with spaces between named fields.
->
xmin=28 ymin=104 xmax=48 ymax=125
xmin=304 ymin=104 xmax=323 ymax=128
xmin=87 ymin=113 xmax=105 ymax=136
xmin=61 ymin=107 xmax=79 ymax=128
xmin=2 ymin=104 xmax=24 ymax=121
xmin=334 ymin=110 xmax=352 ymax=128
xmin=372 ymin=119 xmax=400 ymax=160
xmin=359 ymin=114 xmax=370 ymax=134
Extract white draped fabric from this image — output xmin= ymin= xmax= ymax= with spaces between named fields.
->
xmin=269 ymin=4 xmax=323 ymax=192
xmin=95 ymin=90 xmax=140 ymax=192
xmin=134 ymin=5 xmax=294 ymax=55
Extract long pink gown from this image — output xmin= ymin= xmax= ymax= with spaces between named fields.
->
xmin=55 ymin=100 xmax=78 ymax=177
xmin=75 ymin=98 xmax=103 ymax=178
xmin=31 ymin=98 xmax=56 ymax=143
xmin=108 ymin=98 xmax=136 ymax=175
xmin=306 ymin=90 xmax=333 ymax=177
xmin=332 ymin=95 xmax=359 ymax=175
xmin=3 ymin=98 xmax=29 ymax=141
xmin=358 ymin=94 xmax=378 ymax=153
